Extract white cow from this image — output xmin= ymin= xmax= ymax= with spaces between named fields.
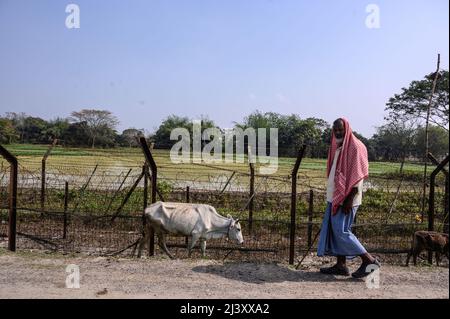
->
xmin=139 ymin=201 xmax=244 ymax=258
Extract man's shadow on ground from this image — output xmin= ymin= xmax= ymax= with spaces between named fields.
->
xmin=192 ymin=262 xmax=361 ymax=284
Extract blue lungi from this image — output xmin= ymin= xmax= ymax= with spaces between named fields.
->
xmin=317 ymin=202 xmax=367 ymax=258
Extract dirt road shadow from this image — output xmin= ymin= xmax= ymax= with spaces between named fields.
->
xmin=192 ymin=262 xmax=359 ymax=284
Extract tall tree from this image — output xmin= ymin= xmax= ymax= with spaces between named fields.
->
xmin=370 ymin=121 xmax=417 ymax=161
xmin=120 ymin=128 xmax=145 ymax=147
xmin=385 ymin=70 xmax=449 ymax=131
xmin=152 ymin=115 xmax=216 ymax=149
xmin=414 ymin=125 xmax=449 ymax=160
xmin=235 ymin=111 xmax=332 ymax=157
xmin=152 ymin=115 xmax=192 ymax=148
xmin=43 ymin=118 xmax=70 ymax=141
xmin=5 ymin=112 xmax=27 ymax=142
xmin=70 ymin=109 xmax=119 ymax=148
xmin=21 ymin=116 xmax=48 ymax=144
xmin=62 ymin=122 xmax=91 ymax=147
xmin=0 ymin=118 xmax=19 ymax=144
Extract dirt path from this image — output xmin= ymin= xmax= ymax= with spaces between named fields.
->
xmin=0 ymin=249 xmax=448 ymax=299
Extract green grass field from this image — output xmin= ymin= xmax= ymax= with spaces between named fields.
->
xmin=0 ymin=143 xmax=429 ymax=195
xmin=1 ymin=143 xmax=425 ymax=175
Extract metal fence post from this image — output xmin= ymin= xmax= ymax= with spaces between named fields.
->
xmin=41 ymin=139 xmax=57 ymax=213
xmin=143 ymin=164 xmax=149 ymax=209
xmin=140 ymin=137 xmax=157 ymax=256
xmin=104 ymin=168 xmax=132 ymax=214
xmin=0 ymin=144 xmax=18 ymax=252
xmin=307 ymin=189 xmax=314 ymax=248
xmin=428 ymin=155 xmax=449 ymax=263
xmin=185 ymin=186 xmax=190 ymax=246
xmin=428 ymin=153 xmax=449 ymax=235
xmin=142 ymin=164 xmax=149 ymax=253
xmin=110 ymin=172 xmax=144 ymax=222
xmin=428 ymin=155 xmax=449 ymax=232
xmin=289 ymin=145 xmax=307 ymax=265
xmin=248 ymin=146 xmax=255 ymax=234
xmin=63 ymin=181 xmax=69 ymax=239
xmin=444 ymin=174 xmax=449 ymax=234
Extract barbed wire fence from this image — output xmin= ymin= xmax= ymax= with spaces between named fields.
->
xmin=0 ymin=142 xmax=448 ymax=264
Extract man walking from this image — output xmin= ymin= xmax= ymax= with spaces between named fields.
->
xmin=317 ymin=118 xmax=380 ymax=278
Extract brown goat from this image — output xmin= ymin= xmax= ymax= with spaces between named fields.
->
xmin=406 ymin=231 xmax=449 ymax=266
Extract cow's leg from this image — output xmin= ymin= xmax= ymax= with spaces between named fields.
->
xmin=406 ymin=249 xmax=412 ymax=266
xmin=406 ymin=235 xmax=416 ymax=266
xmin=158 ymin=233 xmax=174 ymax=259
xmin=436 ymin=251 xmax=441 ymax=266
xmin=413 ymin=247 xmax=422 ymax=266
xmin=200 ymin=239 xmax=207 ymax=257
xmin=188 ymin=234 xmax=200 ymax=258
xmin=137 ymin=224 xmax=150 ymax=258
xmin=412 ymin=236 xmax=423 ymax=266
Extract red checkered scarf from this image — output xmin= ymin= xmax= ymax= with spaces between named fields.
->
xmin=327 ymin=118 xmax=369 ymax=215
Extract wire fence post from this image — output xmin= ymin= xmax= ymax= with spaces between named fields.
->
xmin=0 ymin=144 xmax=18 ymax=252
xmin=428 ymin=152 xmax=449 ymax=234
xmin=104 ymin=168 xmax=132 ymax=214
xmin=248 ymin=146 xmax=255 ymax=234
xmin=428 ymin=155 xmax=449 ymax=263
xmin=140 ymin=137 xmax=157 ymax=256
xmin=185 ymin=186 xmax=190 ymax=246
xmin=63 ymin=181 xmax=69 ymax=239
xmin=110 ymin=172 xmax=144 ymax=222
xmin=428 ymin=155 xmax=449 ymax=231
xmin=41 ymin=139 xmax=57 ymax=214
xmin=142 ymin=164 xmax=149 ymax=254
xmin=289 ymin=145 xmax=307 ymax=265
xmin=307 ymin=189 xmax=314 ymax=248
xmin=421 ymin=53 xmax=441 ymax=222
xmin=444 ymin=174 xmax=449 ymax=234
xmin=143 ymin=164 xmax=149 ymax=209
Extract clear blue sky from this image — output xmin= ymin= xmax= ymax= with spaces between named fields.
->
xmin=0 ymin=0 xmax=448 ymax=137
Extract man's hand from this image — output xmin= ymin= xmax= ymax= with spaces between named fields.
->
xmin=342 ymin=200 xmax=353 ymax=214
xmin=341 ymin=187 xmax=358 ymax=214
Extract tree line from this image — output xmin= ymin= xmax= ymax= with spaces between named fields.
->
xmin=0 ymin=110 xmax=144 ymax=149
xmin=1 ymin=70 xmax=448 ymax=161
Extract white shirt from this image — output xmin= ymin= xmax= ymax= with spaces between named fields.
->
xmin=326 ymin=146 xmax=363 ymax=206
